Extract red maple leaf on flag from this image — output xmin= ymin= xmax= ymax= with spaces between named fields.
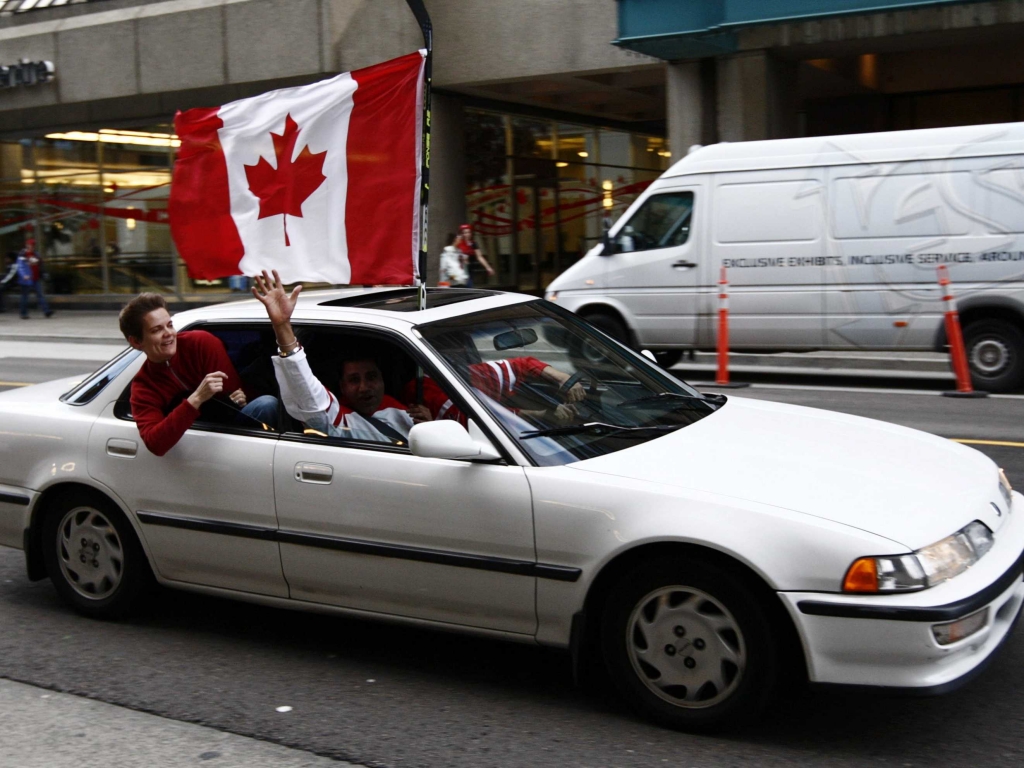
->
xmin=244 ymin=114 xmax=327 ymax=246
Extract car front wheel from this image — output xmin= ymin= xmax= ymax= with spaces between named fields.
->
xmin=600 ymin=556 xmax=778 ymax=731
xmin=41 ymin=490 xmax=151 ymax=619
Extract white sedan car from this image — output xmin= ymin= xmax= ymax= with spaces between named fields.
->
xmin=0 ymin=287 xmax=1021 ymax=730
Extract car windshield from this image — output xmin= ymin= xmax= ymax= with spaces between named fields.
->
xmin=416 ymin=301 xmax=723 ymax=466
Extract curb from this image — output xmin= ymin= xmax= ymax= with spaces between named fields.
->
xmin=671 ymin=362 xmax=955 ymax=381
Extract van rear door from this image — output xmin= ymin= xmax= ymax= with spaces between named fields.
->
xmin=825 ymin=161 xmax=978 ymax=349
xmin=603 ymin=182 xmax=704 ymax=348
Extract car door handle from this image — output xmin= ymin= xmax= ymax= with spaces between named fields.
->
xmin=672 ymin=260 xmax=697 ymax=269
xmin=106 ymin=438 xmax=137 ymax=458
xmin=295 ymin=462 xmax=333 ymax=484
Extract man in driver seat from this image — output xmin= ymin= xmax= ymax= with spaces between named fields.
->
xmin=252 ymin=271 xmax=430 ymax=443
xmin=254 ymin=271 xmax=587 ymax=440
xmin=403 ymin=356 xmax=586 ymax=427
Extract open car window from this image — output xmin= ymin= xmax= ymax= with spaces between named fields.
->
xmin=417 ymin=301 xmax=722 ymax=466
xmin=112 ymin=324 xmax=281 ymax=436
xmin=279 ymin=326 xmax=464 ymax=452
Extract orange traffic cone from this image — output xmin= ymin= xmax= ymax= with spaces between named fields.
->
xmin=937 ymin=264 xmax=987 ymax=398
xmin=713 ymin=266 xmax=749 ymax=389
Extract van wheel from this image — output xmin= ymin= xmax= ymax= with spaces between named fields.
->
xmin=654 ymin=351 xmax=682 ymax=369
xmin=582 ymin=312 xmax=631 ymax=347
xmin=963 ymin=319 xmax=1024 ymax=392
xmin=600 ymin=556 xmax=778 ymax=731
xmin=41 ymin=490 xmax=152 ymax=619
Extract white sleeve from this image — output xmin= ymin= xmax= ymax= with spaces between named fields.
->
xmin=271 ymin=347 xmax=338 ymax=433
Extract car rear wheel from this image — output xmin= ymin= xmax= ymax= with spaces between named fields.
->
xmin=41 ymin=490 xmax=151 ymax=619
xmin=963 ymin=318 xmax=1024 ymax=392
xmin=600 ymin=556 xmax=778 ymax=731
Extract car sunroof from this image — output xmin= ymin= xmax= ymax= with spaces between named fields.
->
xmin=318 ymin=288 xmax=498 ymax=312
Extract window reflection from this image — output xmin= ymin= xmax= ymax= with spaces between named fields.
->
xmin=0 ymin=125 xmax=182 ymax=298
xmin=463 ymin=108 xmax=669 ymax=294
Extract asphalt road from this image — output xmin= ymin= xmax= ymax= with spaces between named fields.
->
xmin=2 ymin=351 xmax=1024 ymax=767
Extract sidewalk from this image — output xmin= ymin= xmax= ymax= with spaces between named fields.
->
xmin=0 ymin=678 xmax=348 ymax=767
xmin=0 ymin=309 xmax=124 ymax=344
xmin=0 ymin=307 xmax=954 ymax=380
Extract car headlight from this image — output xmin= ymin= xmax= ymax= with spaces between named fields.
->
xmin=843 ymin=520 xmax=994 ymax=593
xmin=999 ymin=468 xmax=1013 ymax=510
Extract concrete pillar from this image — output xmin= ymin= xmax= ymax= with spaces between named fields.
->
xmin=667 ymin=61 xmax=703 ymax=158
xmin=426 ymin=91 xmax=466 ymax=287
xmin=716 ymin=51 xmax=797 ymax=142
xmin=666 ymin=59 xmax=718 ymax=159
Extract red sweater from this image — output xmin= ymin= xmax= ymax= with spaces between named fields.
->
xmin=401 ymin=357 xmax=550 ymax=424
xmin=130 ymin=331 xmax=244 ymax=456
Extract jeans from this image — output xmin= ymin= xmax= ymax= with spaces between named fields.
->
xmin=235 ymin=394 xmax=279 ymax=430
xmin=19 ymin=281 xmax=49 ymax=317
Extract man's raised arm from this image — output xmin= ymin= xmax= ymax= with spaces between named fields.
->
xmin=252 ymin=270 xmax=338 ymax=433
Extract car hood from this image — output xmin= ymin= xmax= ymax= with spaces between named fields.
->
xmin=569 ymin=396 xmax=1001 ymax=550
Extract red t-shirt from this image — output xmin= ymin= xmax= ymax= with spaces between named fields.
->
xmin=456 ymin=238 xmax=478 ymax=258
xmin=403 ymin=357 xmax=550 ymax=422
xmin=130 ymin=330 xmax=246 ymax=457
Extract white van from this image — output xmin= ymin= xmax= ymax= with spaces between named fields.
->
xmin=545 ymin=123 xmax=1024 ymax=391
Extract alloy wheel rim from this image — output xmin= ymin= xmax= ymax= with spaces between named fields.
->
xmin=57 ymin=506 xmax=124 ymax=601
xmin=625 ymin=585 xmax=746 ymax=709
xmin=970 ymin=338 xmax=1010 ymax=376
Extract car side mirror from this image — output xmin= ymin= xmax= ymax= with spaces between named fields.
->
xmin=601 ymin=231 xmax=618 ymax=256
xmin=409 ymin=419 xmax=501 ymax=462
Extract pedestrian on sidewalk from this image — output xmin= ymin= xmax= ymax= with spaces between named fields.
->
xmin=438 ymin=232 xmax=469 ymax=287
xmin=15 ymin=239 xmax=52 ymax=319
xmin=456 ymin=224 xmax=494 ymax=287
xmin=0 ymin=252 xmax=17 ymax=314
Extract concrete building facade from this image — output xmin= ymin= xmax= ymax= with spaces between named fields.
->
xmin=0 ymin=0 xmax=671 ymax=300
xmin=0 ymin=0 xmax=1022 ymax=301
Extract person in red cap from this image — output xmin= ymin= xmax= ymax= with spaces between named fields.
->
xmin=455 ymin=223 xmax=494 ymax=287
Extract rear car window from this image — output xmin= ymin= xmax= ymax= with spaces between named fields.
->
xmin=60 ymin=348 xmax=141 ymax=406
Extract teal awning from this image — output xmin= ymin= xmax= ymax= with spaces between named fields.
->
xmin=615 ymin=0 xmax=982 ymax=60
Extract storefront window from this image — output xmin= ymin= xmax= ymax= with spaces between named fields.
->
xmin=465 ymin=111 xmax=513 ymax=288
xmin=0 ymin=124 xmax=224 ymax=300
xmin=464 ymin=108 xmax=668 ymax=293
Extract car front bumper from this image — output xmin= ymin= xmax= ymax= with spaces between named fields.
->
xmin=779 ymin=490 xmax=1024 ymax=691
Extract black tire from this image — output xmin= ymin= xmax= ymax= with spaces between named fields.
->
xmin=581 ymin=312 xmax=631 ymax=348
xmin=41 ymin=489 xmax=152 ymax=619
xmin=600 ymin=556 xmax=779 ymax=731
xmin=963 ymin=318 xmax=1024 ymax=393
xmin=653 ymin=351 xmax=682 ymax=369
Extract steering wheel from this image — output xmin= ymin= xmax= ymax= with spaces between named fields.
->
xmin=558 ymin=371 xmax=585 ymax=396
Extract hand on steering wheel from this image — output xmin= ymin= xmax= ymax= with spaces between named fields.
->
xmin=558 ymin=371 xmax=587 ymax=404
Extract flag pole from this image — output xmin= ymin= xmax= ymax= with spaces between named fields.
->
xmin=406 ymin=0 xmax=432 ymax=313
xmin=406 ymin=0 xmax=432 ymax=407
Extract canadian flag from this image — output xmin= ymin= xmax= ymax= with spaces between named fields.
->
xmin=169 ymin=51 xmax=425 ymax=285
